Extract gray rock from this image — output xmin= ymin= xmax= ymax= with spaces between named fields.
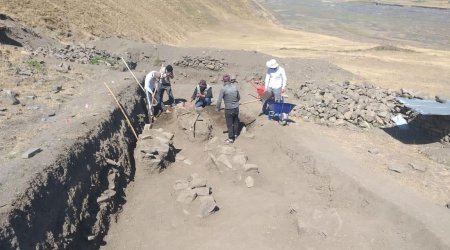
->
xmin=97 ymin=190 xmax=116 ymax=204
xmin=189 ymin=173 xmax=207 ymax=188
xmin=388 ymin=164 xmax=408 ymax=173
xmin=183 ymin=159 xmax=193 ymax=165
xmin=176 ymin=189 xmax=197 ymax=204
xmin=193 ymin=186 xmax=210 ymax=196
xmin=245 ymin=176 xmax=254 ymax=188
xmin=21 ymin=147 xmax=42 ymax=159
xmin=408 ymin=163 xmax=427 ymax=172
xmin=232 ymin=154 xmax=248 ymax=166
xmin=243 ymin=164 xmax=259 ymax=173
xmin=217 ymin=154 xmax=233 ymax=169
xmin=48 ymin=111 xmax=56 ymax=117
xmin=199 ymin=196 xmax=217 ymax=218
xmin=173 ymin=180 xmax=189 ymax=190
xmin=4 ymin=90 xmax=20 ymax=105
xmin=368 ymin=148 xmax=379 ymax=155
xmin=52 ymin=85 xmax=62 ymax=93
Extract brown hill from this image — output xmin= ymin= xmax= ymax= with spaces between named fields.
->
xmin=0 ymin=0 xmax=273 ymax=43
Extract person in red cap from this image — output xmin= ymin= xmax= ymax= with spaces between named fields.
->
xmin=190 ymin=80 xmax=213 ymax=108
xmin=216 ymin=74 xmax=240 ymax=143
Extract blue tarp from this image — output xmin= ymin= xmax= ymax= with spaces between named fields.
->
xmin=396 ymin=97 xmax=450 ymax=116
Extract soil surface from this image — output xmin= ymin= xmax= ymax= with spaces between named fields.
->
xmin=1 ymin=1 xmax=450 ymax=249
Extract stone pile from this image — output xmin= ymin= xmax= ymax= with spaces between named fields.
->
xmin=174 ymin=173 xmax=218 ymax=218
xmin=32 ymin=44 xmax=118 ymax=66
xmin=135 ymin=125 xmax=175 ymax=173
xmin=205 ymin=137 xmax=259 ymax=188
xmin=173 ymin=56 xmax=227 ymax=71
xmin=293 ymin=81 xmax=401 ymax=128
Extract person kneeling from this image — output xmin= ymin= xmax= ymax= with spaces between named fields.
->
xmin=191 ymin=80 xmax=213 ymax=108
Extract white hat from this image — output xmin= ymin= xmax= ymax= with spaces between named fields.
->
xmin=266 ymin=59 xmax=279 ymax=68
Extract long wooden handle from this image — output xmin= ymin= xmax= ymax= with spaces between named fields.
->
xmin=121 ymin=57 xmax=157 ymax=103
xmin=103 ymin=82 xmax=139 ymax=140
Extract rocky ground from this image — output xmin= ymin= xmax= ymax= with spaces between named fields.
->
xmin=1 ymin=11 xmax=450 ymax=250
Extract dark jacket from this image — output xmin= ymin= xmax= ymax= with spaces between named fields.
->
xmin=216 ymin=82 xmax=240 ymax=110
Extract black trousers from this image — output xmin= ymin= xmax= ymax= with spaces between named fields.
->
xmin=225 ymin=107 xmax=240 ymax=140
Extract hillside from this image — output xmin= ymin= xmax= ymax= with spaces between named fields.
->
xmin=0 ymin=0 xmax=273 ymax=43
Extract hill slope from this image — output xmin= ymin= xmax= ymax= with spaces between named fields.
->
xmin=0 ymin=0 xmax=273 ymax=43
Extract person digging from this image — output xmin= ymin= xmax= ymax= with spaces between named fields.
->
xmin=158 ymin=64 xmax=175 ymax=114
xmin=216 ymin=74 xmax=240 ymax=143
xmin=144 ymin=70 xmax=161 ymax=119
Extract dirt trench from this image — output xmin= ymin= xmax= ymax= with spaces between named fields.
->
xmin=103 ymin=107 xmax=450 ymax=250
xmin=0 ymin=84 xmax=148 ymax=249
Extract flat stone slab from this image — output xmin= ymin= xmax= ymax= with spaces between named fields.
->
xmin=199 ymin=196 xmax=217 ymax=218
xmin=173 ymin=180 xmax=189 ymax=190
xmin=189 ymin=174 xmax=207 ymax=188
xmin=21 ymin=147 xmax=42 ymax=159
xmin=408 ymin=163 xmax=427 ymax=172
xmin=243 ymin=164 xmax=259 ymax=173
xmin=245 ymin=176 xmax=254 ymax=188
xmin=176 ymin=189 xmax=197 ymax=204
xmin=388 ymin=164 xmax=408 ymax=173
xmin=193 ymin=187 xmax=210 ymax=196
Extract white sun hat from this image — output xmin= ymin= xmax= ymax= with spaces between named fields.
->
xmin=266 ymin=59 xmax=279 ymax=68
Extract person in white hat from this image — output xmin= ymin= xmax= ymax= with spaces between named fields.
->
xmin=264 ymin=59 xmax=287 ymax=103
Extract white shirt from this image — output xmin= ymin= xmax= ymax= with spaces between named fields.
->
xmin=144 ymin=71 xmax=159 ymax=93
xmin=265 ymin=66 xmax=287 ymax=90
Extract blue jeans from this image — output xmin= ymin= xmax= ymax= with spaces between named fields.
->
xmin=195 ymin=98 xmax=212 ymax=108
xmin=158 ymin=86 xmax=175 ymax=111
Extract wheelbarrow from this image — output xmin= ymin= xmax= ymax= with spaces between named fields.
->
xmin=266 ymin=101 xmax=295 ymax=126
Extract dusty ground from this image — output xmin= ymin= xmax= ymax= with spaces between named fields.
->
xmin=1 ymin=0 xmax=450 ymax=248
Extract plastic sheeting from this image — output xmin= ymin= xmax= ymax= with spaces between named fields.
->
xmin=396 ymin=97 xmax=450 ymax=116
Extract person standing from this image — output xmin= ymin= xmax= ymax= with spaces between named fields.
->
xmin=264 ymin=59 xmax=287 ymax=102
xmin=262 ymin=59 xmax=287 ymax=114
xmin=144 ymin=70 xmax=161 ymax=117
xmin=216 ymin=74 xmax=240 ymax=143
xmin=158 ymin=65 xmax=175 ymax=113
xmin=191 ymin=80 xmax=213 ymax=108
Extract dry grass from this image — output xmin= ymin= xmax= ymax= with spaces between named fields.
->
xmin=0 ymin=0 xmax=270 ymax=43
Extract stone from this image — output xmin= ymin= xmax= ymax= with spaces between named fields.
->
xmin=48 ymin=111 xmax=56 ymax=117
xmin=183 ymin=159 xmax=193 ymax=165
xmin=107 ymin=171 xmax=117 ymax=190
xmin=388 ymin=164 xmax=408 ymax=173
xmin=97 ymin=190 xmax=116 ymax=203
xmin=219 ymin=145 xmax=236 ymax=155
xmin=176 ymin=189 xmax=197 ymax=204
xmin=4 ymin=90 xmax=20 ymax=105
xmin=162 ymin=131 xmax=174 ymax=140
xmin=193 ymin=186 xmax=210 ymax=196
xmin=87 ymin=236 xmax=95 ymax=241
xmin=408 ymin=163 xmax=427 ymax=172
xmin=52 ymin=85 xmax=62 ymax=93
xmin=105 ymin=158 xmax=120 ymax=166
xmin=0 ymin=107 xmax=6 ymax=111
xmin=245 ymin=176 xmax=254 ymax=188
xmin=173 ymin=180 xmax=189 ymax=190
xmin=199 ymin=196 xmax=217 ymax=218
xmin=446 ymin=202 xmax=450 ymax=209
xmin=189 ymin=174 xmax=207 ymax=188
xmin=217 ymin=154 xmax=233 ymax=169
xmin=243 ymin=164 xmax=259 ymax=173
xmin=176 ymin=154 xmax=186 ymax=161
xmin=368 ymin=148 xmax=379 ymax=154
xmin=21 ymin=147 xmax=42 ymax=159
xmin=144 ymin=124 xmax=151 ymax=131
xmin=232 ymin=154 xmax=248 ymax=166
